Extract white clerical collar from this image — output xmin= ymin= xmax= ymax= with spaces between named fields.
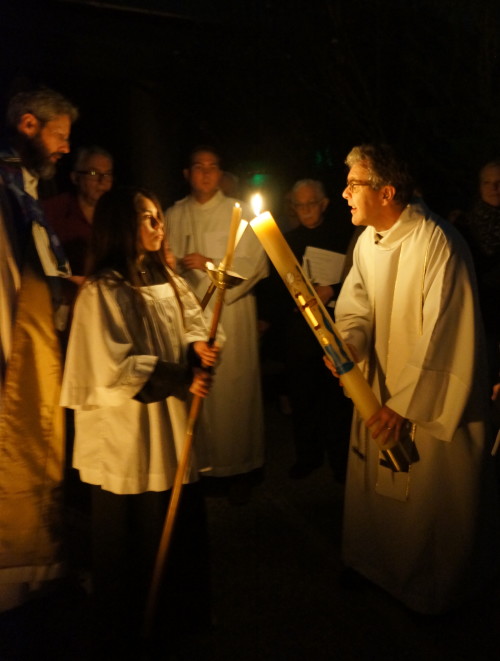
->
xmin=374 ymin=228 xmax=390 ymax=244
xmin=375 ymin=200 xmax=427 ymax=247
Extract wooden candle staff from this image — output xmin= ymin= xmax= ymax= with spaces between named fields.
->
xmin=143 ymin=204 xmax=243 ymax=638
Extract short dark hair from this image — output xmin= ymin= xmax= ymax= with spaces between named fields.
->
xmin=187 ymin=145 xmax=222 ymax=169
xmin=6 ymin=86 xmax=78 ymax=129
xmin=345 ymin=143 xmax=415 ymax=206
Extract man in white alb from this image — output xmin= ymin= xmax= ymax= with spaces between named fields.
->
xmin=165 ymin=147 xmax=268 ymax=493
xmin=326 ymin=143 xmax=498 ymax=614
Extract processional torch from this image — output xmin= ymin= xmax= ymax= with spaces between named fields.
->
xmin=249 ymin=194 xmax=414 ymax=474
xmin=143 ymin=204 xmax=246 ymax=638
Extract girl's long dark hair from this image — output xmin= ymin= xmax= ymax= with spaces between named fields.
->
xmin=87 ymin=186 xmax=161 ymax=283
xmin=86 ymin=186 xmax=185 ymax=318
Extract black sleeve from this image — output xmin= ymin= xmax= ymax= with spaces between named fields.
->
xmin=133 ymin=360 xmax=192 ymax=403
xmin=186 ymin=342 xmax=203 ymax=368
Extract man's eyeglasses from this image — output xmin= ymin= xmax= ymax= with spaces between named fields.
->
xmin=344 ymin=180 xmax=372 ymax=193
xmin=77 ymin=170 xmax=114 ymax=181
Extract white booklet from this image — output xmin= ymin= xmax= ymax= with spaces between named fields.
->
xmin=302 ymin=246 xmax=345 ymax=285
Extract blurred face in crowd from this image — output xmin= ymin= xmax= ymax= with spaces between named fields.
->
xmin=136 ymin=194 xmax=164 ymax=254
xmin=292 ymin=184 xmax=329 ymax=229
xmin=342 ymin=161 xmax=394 ymax=231
xmin=73 ymin=153 xmax=114 ymax=207
xmin=479 ymin=164 xmax=500 ymax=208
xmin=18 ymin=113 xmax=71 ymax=179
xmin=185 ymin=150 xmax=222 ymax=202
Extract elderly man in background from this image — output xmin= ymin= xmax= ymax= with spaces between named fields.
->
xmin=0 ymin=87 xmax=78 ymax=611
xmin=327 ymin=143 xmax=498 ymax=614
xmin=42 ymin=145 xmax=113 ymax=281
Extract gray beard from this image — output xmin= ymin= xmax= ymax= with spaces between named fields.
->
xmin=36 ymin=159 xmax=57 ymax=180
xmin=16 ymin=132 xmax=57 ymax=180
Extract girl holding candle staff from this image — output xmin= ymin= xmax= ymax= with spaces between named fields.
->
xmin=60 ymin=187 xmax=219 ymax=653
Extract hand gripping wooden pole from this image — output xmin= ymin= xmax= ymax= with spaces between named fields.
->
xmin=249 ymin=211 xmax=413 ymax=473
xmin=143 ymin=204 xmax=242 ymax=639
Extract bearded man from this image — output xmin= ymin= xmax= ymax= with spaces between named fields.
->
xmin=0 ymin=87 xmax=78 ymax=611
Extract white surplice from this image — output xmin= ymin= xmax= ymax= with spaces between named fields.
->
xmin=60 ymin=275 xmax=211 ymax=494
xmin=336 ymin=200 xmax=498 ymax=614
xmin=166 ymin=191 xmax=268 ymax=476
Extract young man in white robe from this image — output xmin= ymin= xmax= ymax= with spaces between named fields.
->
xmin=165 ymin=147 xmax=268 ymax=496
xmin=326 ymin=143 xmax=498 ymax=614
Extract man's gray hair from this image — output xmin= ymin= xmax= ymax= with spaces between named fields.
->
xmin=6 ymin=86 xmax=79 ymax=129
xmin=345 ymin=144 xmax=414 ymax=206
xmin=73 ymin=145 xmax=113 ymax=172
xmin=291 ymin=179 xmax=326 ymax=200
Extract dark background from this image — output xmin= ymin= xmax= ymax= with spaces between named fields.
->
xmin=2 ymin=0 xmax=500 ymax=216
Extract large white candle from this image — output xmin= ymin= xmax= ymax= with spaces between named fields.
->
xmin=250 ymin=209 xmax=403 ymax=458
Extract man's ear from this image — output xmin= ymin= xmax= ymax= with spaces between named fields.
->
xmin=17 ymin=113 xmax=40 ymax=138
xmin=183 ymin=167 xmax=190 ymax=182
xmin=381 ymin=185 xmax=396 ymax=203
xmin=321 ymin=197 xmax=330 ymax=213
xmin=70 ymin=171 xmax=78 ymax=186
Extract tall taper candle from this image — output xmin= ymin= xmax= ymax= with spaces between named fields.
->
xmin=221 ymin=203 xmax=242 ymax=272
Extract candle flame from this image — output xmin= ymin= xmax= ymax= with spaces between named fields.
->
xmin=251 ymin=193 xmax=263 ymax=216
